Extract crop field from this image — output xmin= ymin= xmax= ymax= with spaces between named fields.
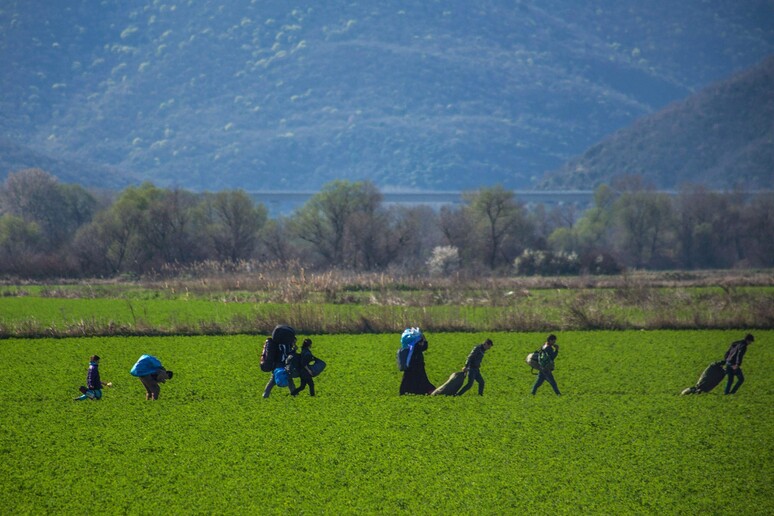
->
xmin=1 ymin=284 xmax=773 ymax=336
xmin=0 ymin=330 xmax=771 ymax=514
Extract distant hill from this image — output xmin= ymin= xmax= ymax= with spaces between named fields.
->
xmin=0 ymin=137 xmax=135 ymax=190
xmin=1 ymin=1 xmax=773 ymax=191
xmin=538 ymin=55 xmax=774 ymax=190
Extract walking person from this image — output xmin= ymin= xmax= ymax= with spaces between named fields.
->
xmin=456 ymin=338 xmax=493 ymax=396
xmin=399 ymin=328 xmax=436 ymax=395
xmin=263 ymin=325 xmax=297 ymax=398
xmin=531 ymin=334 xmax=561 ymax=396
xmin=291 ymin=339 xmax=316 ymax=397
xmin=724 ymin=333 xmax=754 ymax=395
xmin=75 ymin=355 xmax=110 ymax=401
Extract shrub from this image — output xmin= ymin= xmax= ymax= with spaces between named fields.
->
xmin=582 ymin=252 xmax=623 ymax=275
xmin=513 ymin=249 xmax=581 ymax=276
xmin=427 ymin=246 xmax=460 ymax=277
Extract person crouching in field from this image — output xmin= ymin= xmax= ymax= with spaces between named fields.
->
xmin=724 ymin=333 xmax=754 ymax=395
xmin=130 ymin=354 xmax=173 ymax=400
xmin=140 ymin=369 xmax=173 ymax=400
xmin=531 ymin=335 xmax=561 ymax=396
xmin=456 ymin=339 xmax=493 ymax=396
xmin=75 ymin=355 xmax=110 ymax=401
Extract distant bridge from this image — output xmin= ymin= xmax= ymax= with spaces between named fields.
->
xmin=247 ymin=190 xmax=596 ymax=215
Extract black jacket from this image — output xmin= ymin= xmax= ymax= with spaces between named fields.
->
xmin=464 ymin=344 xmax=486 ymax=369
xmin=724 ymin=340 xmax=748 ymax=367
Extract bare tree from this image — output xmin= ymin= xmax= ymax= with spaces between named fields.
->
xmin=200 ymin=190 xmax=267 ymax=262
xmin=464 ymin=185 xmax=534 ymax=270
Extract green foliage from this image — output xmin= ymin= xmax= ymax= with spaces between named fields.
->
xmin=290 ymin=180 xmax=382 ymax=268
xmin=0 ymin=331 xmax=771 ymax=513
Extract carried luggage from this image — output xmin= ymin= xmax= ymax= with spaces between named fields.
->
xmin=431 ymin=371 xmax=465 ymax=396
xmin=397 ymin=327 xmax=422 ymax=371
xmin=272 ymin=325 xmax=296 ymax=345
xmin=130 ymin=355 xmax=163 ymax=377
xmin=681 ymin=361 xmax=726 ymax=395
xmin=260 ymin=338 xmax=279 ymax=372
xmin=397 ymin=347 xmax=411 ymax=371
xmin=525 ymin=349 xmax=554 ymax=373
xmin=309 ymin=358 xmax=327 ymax=377
xmin=274 ymin=367 xmax=290 ymax=388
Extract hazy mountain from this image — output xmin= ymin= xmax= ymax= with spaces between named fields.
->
xmin=1 ymin=1 xmax=772 ymax=192
xmin=538 ymin=55 xmax=774 ymax=190
xmin=0 ymin=137 xmax=136 ymax=190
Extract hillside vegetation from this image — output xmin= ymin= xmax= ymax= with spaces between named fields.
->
xmin=1 ymin=1 xmax=772 ymax=191
xmin=539 ymin=55 xmax=774 ymax=190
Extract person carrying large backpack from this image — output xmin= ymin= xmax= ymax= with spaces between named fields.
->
xmin=262 ymin=325 xmax=298 ymax=398
xmin=531 ymin=334 xmax=561 ymax=396
xmin=723 ymin=333 xmax=755 ymax=395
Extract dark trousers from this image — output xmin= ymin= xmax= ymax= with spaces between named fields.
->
xmin=457 ymin=368 xmax=484 ymax=396
xmin=724 ymin=365 xmax=744 ymax=394
xmin=140 ymin=375 xmax=161 ymax=400
xmin=292 ymin=370 xmax=315 ymax=396
xmin=532 ymin=370 xmax=561 ymax=395
xmin=263 ymin=375 xmax=296 ymax=398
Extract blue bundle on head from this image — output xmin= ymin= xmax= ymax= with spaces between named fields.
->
xmin=400 ymin=327 xmax=423 ymax=349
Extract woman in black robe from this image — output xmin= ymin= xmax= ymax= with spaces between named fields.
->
xmin=400 ymin=335 xmax=436 ymax=395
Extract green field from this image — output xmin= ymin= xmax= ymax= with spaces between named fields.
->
xmin=1 ymin=330 xmax=771 ymax=514
xmin=2 ymin=284 xmax=773 ymax=336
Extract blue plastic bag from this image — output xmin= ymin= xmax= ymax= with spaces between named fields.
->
xmin=274 ymin=367 xmax=290 ymax=387
xmin=130 ymin=355 xmax=163 ymax=377
xmin=400 ymin=327 xmax=423 ymax=348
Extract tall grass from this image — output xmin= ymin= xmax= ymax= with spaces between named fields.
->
xmin=1 ymin=268 xmax=772 ymax=337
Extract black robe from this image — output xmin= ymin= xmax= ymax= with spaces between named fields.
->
xmin=399 ymin=341 xmax=435 ymax=395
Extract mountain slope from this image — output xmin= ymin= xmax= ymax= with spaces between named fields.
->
xmin=0 ymin=137 xmax=135 ymax=190
xmin=538 ymin=55 xmax=774 ymax=190
xmin=1 ymin=1 xmax=772 ymax=191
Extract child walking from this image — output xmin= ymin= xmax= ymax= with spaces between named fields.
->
xmin=75 ymin=355 xmax=108 ymax=401
xmin=291 ymin=339 xmax=316 ymax=396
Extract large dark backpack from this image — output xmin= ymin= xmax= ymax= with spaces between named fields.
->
xmin=272 ymin=325 xmax=296 ymax=345
xmin=260 ymin=338 xmax=279 ymax=373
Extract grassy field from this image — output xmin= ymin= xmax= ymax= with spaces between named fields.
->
xmin=1 ymin=283 xmax=773 ymax=336
xmin=0 ymin=330 xmax=771 ymax=514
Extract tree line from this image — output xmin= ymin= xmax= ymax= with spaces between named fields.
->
xmin=1 ymin=168 xmax=772 ymax=279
